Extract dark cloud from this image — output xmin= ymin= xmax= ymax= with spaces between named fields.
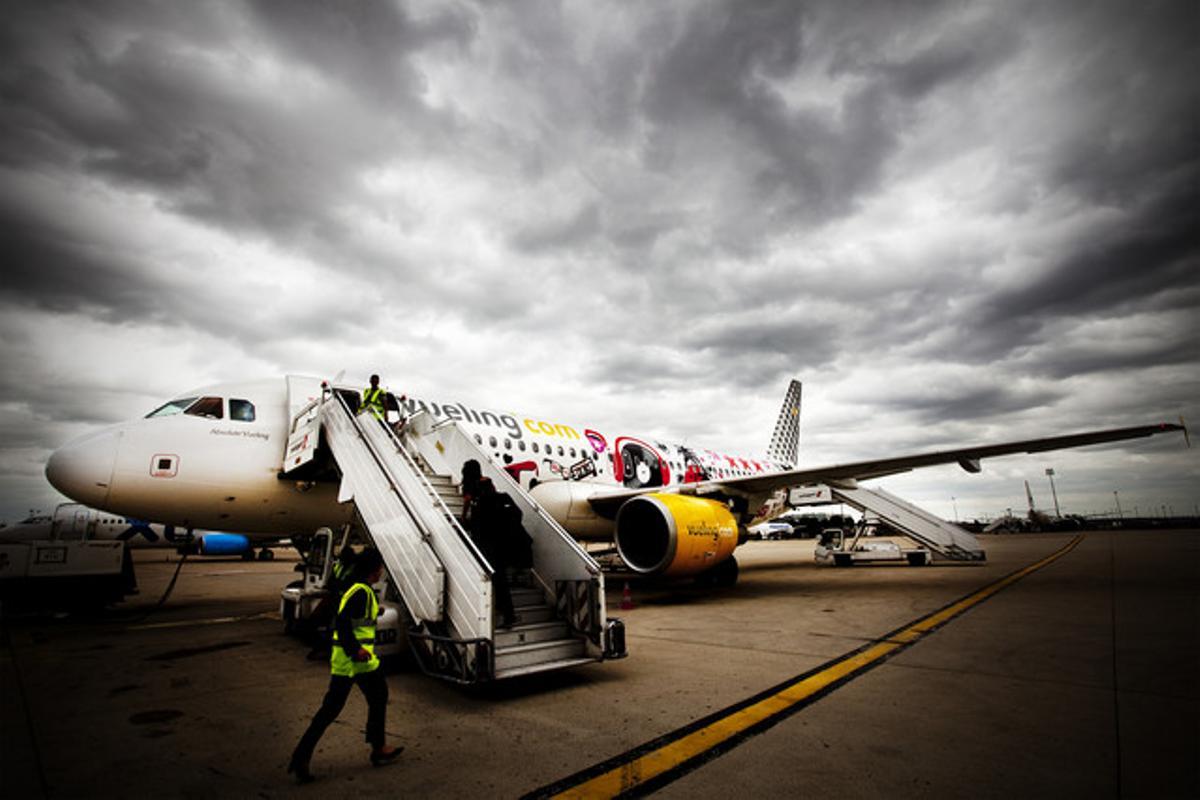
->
xmin=969 ymin=180 xmax=1200 ymax=363
xmin=247 ymin=1 xmax=473 ymax=105
xmin=873 ymin=381 xmax=1067 ymax=425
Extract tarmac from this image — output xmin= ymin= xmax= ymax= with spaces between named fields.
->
xmin=2 ymin=530 xmax=1196 ymax=798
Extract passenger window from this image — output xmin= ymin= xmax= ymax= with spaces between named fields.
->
xmin=489 ymin=436 xmax=497 ymax=448
xmin=146 ymin=396 xmax=199 ymax=418
xmin=504 ymin=439 xmax=512 ymax=450
xmin=557 ymin=446 xmax=564 ymax=456
xmin=569 ymin=448 xmax=576 ymax=458
xmin=185 ymin=396 xmax=223 ymax=419
xmin=518 ymin=440 xmax=526 ymax=452
xmin=474 ymin=434 xmax=483 ymax=445
xmin=230 ymin=399 xmax=255 ymax=422
xmin=532 ymin=442 xmax=539 ymax=454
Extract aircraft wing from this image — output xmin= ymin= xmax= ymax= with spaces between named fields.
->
xmin=586 ymin=422 xmax=1186 ymax=515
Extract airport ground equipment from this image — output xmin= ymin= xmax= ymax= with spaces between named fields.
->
xmin=281 ymin=381 xmax=625 ymax=683
xmin=826 ymin=485 xmax=986 ymax=561
xmin=814 ymin=525 xmax=932 ymax=567
xmin=280 ymin=527 xmax=404 ymax=660
xmin=0 ymin=538 xmax=129 ymax=606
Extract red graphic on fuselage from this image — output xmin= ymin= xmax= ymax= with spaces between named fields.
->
xmin=613 ymin=437 xmax=670 ymax=489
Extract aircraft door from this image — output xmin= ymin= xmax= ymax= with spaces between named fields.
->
xmin=613 ymin=437 xmax=670 ymax=489
xmin=52 ymin=505 xmax=92 ymax=541
xmin=73 ymin=508 xmax=92 ymax=539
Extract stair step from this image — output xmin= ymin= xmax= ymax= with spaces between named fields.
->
xmin=507 ymin=603 xmax=554 ymax=624
xmin=493 ymin=620 xmax=570 ymax=648
xmin=494 ymin=656 xmax=598 ymax=681
xmin=494 ymin=637 xmax=586 ymax=672
xmin=510 ymin=586 xmax=545 ymax=605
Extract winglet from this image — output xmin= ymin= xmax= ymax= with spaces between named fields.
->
xmin=1180 ymin=416 xmax=1191 ymax=448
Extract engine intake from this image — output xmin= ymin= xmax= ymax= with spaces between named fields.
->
xmin=615 ymin=494 xmax=738 ymax=577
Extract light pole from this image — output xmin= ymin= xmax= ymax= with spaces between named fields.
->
xmin=1114 ymin=490 xmax=1123 ymax=520
xmin=1045 ymin=468 xmax=1061 ymax=518
xmin=952 ymin=496 xmax=958 ymax=522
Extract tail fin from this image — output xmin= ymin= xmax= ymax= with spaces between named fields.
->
xmin=767 ymin=380 xmax=802 ymax=468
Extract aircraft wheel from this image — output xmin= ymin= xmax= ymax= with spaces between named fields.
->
xmin=258 ymin=548 xmax=275 ymax=561
xmin=713 ymin=556 xmax=739 ymax=587
xmin=693 ymin=556 xmax=738 ymax=587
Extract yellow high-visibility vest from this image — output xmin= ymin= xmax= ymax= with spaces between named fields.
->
xmin=330 ymin=582 xmax=380 ymax=676
xmin=361 ymin=387 xmax=386 ymax=420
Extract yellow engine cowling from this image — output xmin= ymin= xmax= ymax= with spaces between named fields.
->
xmin=614 ymin=494 xmax=739 ymax=577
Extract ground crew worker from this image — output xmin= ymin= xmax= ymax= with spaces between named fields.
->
xmin=306 ymin=544 xmax=358 ymax=660
xmin=288 ymin=548 xmax=401 ymax=783
xmin=361 ymin=374 xmax=387 ymax=420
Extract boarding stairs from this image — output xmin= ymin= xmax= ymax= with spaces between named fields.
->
xmin=283 ymin=380 xmax=624 ymax=682
xmin=828 ymin=485 xmax=986 ymax=561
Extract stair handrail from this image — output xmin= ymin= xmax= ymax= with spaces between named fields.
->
xmin=420 ymin=415 xmax=603 ymax=575
xmin=328 ymin=388 xmax=493 ymax=572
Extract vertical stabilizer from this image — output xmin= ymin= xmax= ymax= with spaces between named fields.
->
xmin=767 ymin=380 xmax=802 ymax=468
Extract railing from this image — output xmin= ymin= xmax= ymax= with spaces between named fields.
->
xmin=407 ymin=628 xmax=493 ymax=684
xmin=322 ymin=389 xmax=496 ymax=638
xmin=403 ymin=412 xmax=612 ymax=657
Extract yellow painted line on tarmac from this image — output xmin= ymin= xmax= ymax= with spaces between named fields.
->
xmin=528 ymin=535 xmax=1085 ymax=800
xmin=126 ymin=611 xmax=278 ymax=631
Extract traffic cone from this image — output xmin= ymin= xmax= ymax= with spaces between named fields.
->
xmin=619 ymin=581 xmax=635 ymax=610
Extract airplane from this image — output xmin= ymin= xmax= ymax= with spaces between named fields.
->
xmin=0 ymin=502 xmax=287 ymax=559
xmin=44 ymin=375 xmax=1186 ymax=585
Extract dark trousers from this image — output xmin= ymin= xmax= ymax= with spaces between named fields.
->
xmin=493 ymin=561 xmax=515 ymax=621
xmin=291 ymin=669 xmax=388 ymax=767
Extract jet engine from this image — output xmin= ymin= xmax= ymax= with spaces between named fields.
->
xmin=614 ymin=494 xmax=738 ymax=577
xmin=193 ymin=533 xmax=252 ymax=556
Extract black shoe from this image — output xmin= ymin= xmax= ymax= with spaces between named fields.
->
xmin=370 ymin=745 xmax=403 ymax=767
xmin=287 ymin=760 xmax=315 ymax=784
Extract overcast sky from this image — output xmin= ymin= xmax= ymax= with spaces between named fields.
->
xmin=1 ymin=0 xmax=1197 ymax=525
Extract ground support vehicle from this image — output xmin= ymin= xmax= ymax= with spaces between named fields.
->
xmin=0 ymin=539 xmax=131 ymax=607
xmin=279 ymin=527 xmax=404 ymax=661
xmin=814 ymin=524 xmax=931 ymax=567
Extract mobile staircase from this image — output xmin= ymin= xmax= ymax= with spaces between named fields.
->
xmin=828 ymin=485 xmax=986 ymax=562
xmin=282 ymin=380 xmax=624 ymax=683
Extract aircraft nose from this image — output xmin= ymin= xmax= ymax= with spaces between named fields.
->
xmin=45 ymin=428 xmax=120 ymax=507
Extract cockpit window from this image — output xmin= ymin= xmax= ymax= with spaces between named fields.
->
xmin=184 ymin=396 xmax=224 ymax=419
xmin=146 ymin=397 xmax=199 ymax=418
xmin=230 ymin=399 xmax=256 ymax=422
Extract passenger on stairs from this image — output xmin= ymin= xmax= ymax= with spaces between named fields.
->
xmin=288 ymin=548 xmax=402 ymax=784
xmin=461 ymin=460 xmax=518 ymax=628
